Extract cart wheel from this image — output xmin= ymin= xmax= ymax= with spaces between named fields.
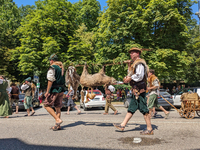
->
xmin=179 ymin=108 xmax=185 ymax=118
xmin=184 ymin=109 xmax=195 ymax=119
xmin=196 ymin=111 xmax=200 ymax=117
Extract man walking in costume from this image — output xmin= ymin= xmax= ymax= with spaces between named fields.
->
xmin=103 ymin=84 xmax=118 ymax=115
xmin=21 ymin=77 xmax=35 ymax=116
xmin=10 ymin=83 xmax=20 ymax=114
xmin=44 ymin=54 xmax=65 ymax=131
xmin=113 ymin=47 xmax=153 ymax=135
xmin=147 ymin=69 xmax=169 ymax=119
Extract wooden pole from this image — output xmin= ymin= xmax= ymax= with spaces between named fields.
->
xmin=159 ymin=94 xmax=180 ymax=112
xmin=66 ymin=60 xmax=132 ymax=68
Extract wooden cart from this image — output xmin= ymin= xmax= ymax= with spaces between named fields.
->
xmin=178 ymin=92 xmax=200 ymax=119
xmin=160 ymin=92 xmax=200 ymax=119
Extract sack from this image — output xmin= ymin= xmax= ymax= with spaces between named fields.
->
xmin=108 ymin=85 xmax=115 ymax=93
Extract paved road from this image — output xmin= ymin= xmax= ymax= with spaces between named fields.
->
xmin=1 ymin=105 xmax=200 ymax=150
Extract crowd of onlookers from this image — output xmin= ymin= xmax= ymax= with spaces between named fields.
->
xmin=112 ymin=84 xmax=191 ymax=101
xmin=161 ymin=84 xmax=189 ymax=95
xmin=114 ymin=87 xmax=132 ymax=101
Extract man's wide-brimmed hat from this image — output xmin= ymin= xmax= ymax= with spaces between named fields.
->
xmin=49 ymin=53 xmax=58 ymax=61
xmin=128 ymin=47 xmax=150 ymax=53
xmin=25 ymin=77 xmax=31 ymax=82
xmin=128 ymin=47 xmax=142 ymax=53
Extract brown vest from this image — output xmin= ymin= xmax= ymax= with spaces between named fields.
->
xmin=148 ymin=74 xmax=159 ymax=87
xmin=11 ymin=86 xmax=19 ymax=99
xmin=128 ymin=59 xmax=149 ymax=93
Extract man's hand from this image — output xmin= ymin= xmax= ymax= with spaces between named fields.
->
xmin=45 ymin=92 xmax=50 ymax=98
xmin=123 ymin=76 xmax=132 ymax=83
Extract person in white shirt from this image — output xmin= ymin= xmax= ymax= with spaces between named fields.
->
xmin=65 ymin=85 xmax=81 ymax=115
xmin=113 ymin=47 xmax=153 ymax=135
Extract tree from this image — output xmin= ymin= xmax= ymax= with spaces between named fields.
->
xmin=13 ymin=0 xmax=77 ymax=84
xmin=184 ymin=25 xmax=200 ymax=82
xmin=95 ymin=0 xmax=195 ymax=81
xmin=0 ymin=0 xmax=22 ymax=80
xmin=74 ymin=0 xmax=101 ymax=31
xmin=67 ymin=24 xmax=98 ymax=74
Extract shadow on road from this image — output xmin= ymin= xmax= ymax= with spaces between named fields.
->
xmin=61 ymin=121 xmax=158 ymax=132
xmin=0 ymin=138 xmax=112 ymax=150
xmin=114 ymin=123 xmax=158 ymax=132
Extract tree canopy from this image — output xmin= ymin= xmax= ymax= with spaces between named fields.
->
xmin=0 ymin=0 xmax=199 ymax=86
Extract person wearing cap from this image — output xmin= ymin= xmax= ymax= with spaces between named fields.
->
xmin=113 ymin=47 xmax=153 ymax=135
xmin=103 ymin=84 xmax=118 ymax=115
xmin=21 ymin=77 xmax=35 ymax=116
xmin=0 ymin=75 xmax=12 ymax=118
xmin=43 ymin=53 xmax=65 ymax=131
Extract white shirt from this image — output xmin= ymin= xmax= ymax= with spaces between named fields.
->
xmin=131 ymin=64 xmax=144 ymax=82
xmin=47 ymin=68 xmax=56 ymax=82
xmin=69 ymin=86 xmax=74 ymax=96
xmin=21 ymin=84 xmax=30 ymax=91
xmin=148 ymin=79 xmax=160 ymax=96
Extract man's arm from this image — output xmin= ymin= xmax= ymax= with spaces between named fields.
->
xmin=45 ymin=81 xmax=53 ymax=97
xmin=45 ymin=68 xmax=56 ymax=97
xmin=21 ymin=84 xmax=29 ymax=91
xmin=66 ymin=90 xmax=72 ymax=97
xmin=124 ymin=64 xmax=144 ymax=83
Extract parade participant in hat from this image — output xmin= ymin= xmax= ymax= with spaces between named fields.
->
xmin=0 ymin=75 xmax=12 ymax=118
xmin=103 ymin=84 xmax=118 ymax=115
xmin=147 ymin=69 xmax=169 ymax=119
xmin=113 ymin=47 xmax=153 ymax=135
xmin=43 ymin=53 xmax=65 ymax=131
xmin=21 ymin=77 xmax=35 ymax=116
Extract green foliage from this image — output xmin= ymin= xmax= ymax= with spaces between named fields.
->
xmin=13 ymin=0 xmax=77 ymax=83
xmin=95 ymin=0 xmax=195 ymax=82
xmin=146 ymin=49 xmax=193 ymax=82
xmin=184 ymin=25 xmax=200 ymax=82
xmin=0 ymin=0 xmax=25 ymax=80
xmin=0 ymin=0 xmax=199 ymax=85
xmin=74 ymin=0 xmax=101 ymax=31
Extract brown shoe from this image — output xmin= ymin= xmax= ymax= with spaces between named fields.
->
xmin=140 ymin=129 xmax=154 ymax=135
xmin=113 ymin=123 xmax=125 ymax=131
xmin=114 ymin=110 xmax=118 ymax=115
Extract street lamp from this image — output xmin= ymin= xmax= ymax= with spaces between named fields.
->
xmin=195 ymin=0 xmax=200 ymax=33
